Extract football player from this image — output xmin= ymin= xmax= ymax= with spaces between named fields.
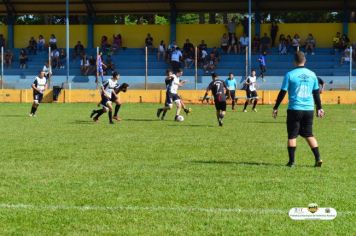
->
xmin=29 ymin=70 xmax=47 ymax=117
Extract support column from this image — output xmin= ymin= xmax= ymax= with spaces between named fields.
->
xmin=343 ymin=0 xmax=349 ymax=36
xmin=170 ymin=2 xmax=177 ymax=43
xmin=87 ymin=16 xmax=94 ymax=48
xmin=255 ymin=3 xmax=261 ymax=37
xmin=7 ymin=15 xmax=15 ymax=49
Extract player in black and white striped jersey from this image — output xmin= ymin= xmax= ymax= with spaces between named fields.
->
xmin=243 ymin=69 xmax=259 ymax=112
xmin=29 ymin=71 xmax=47 ymax=117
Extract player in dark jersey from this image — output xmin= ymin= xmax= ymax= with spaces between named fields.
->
xmin=29 ymin=71 xmax=47 ymax=117
xmin=202 ymin=73 xmax=229 ymax=126
xmin=111 ymin=80 xmax=129 ymax=121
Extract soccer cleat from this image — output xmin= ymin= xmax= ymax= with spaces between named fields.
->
xmin=109 ymin=121 xmax=114 ymax=124
xmin=286 ymin=162 xmax=295 ymax=167
xmin=252 ymin=108 xmax=257 ymax=112
xmin=314 ymin=160 xmax=323 ymax=167
xmin=156 ymin=109 xmax=162 ymax=118
xmin=113 ymin=116 xmax=121 ymax=121
xmin=93 ymin=117 xmax=99 ymax=123
xmin=184 ymin=108 xmax=191 ymax=115
xmin=218 ymin=118 xmax=223 ymax=127
xmin=90 ymin=110 xmax=96 ymax=118
xmin=174 ymin=115 xmax=179 ymax=121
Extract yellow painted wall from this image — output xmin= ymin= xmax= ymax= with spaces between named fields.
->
xmin=94 ymin=25 xmax=170 ymax=48
xmin=13 ymin=25 xmax=87 ymax=48
xmin=260 ymin=23 xmax=343 ymax=48
xmin=348 ymin=23 xmax=356 ymax=44
xmin=0 ymin=24 xmax=8 ymax=45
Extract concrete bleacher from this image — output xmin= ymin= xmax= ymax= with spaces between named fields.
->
xmin=2 ymin=47 xmax=353 ymax=89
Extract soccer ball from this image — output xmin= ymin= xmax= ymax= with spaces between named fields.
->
xmin=176 ymin=115 xmax=184 ymax=122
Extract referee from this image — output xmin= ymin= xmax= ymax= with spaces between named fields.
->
xmin=272 ymin=51 xmax=325 ymax=167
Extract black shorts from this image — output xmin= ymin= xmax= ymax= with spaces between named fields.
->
xmin=287 ymin=110 xmax=314 ymax=139
xmin=100 ymin=95 xmax=111 ymax=108
xmin=165 ymin=92 xmax=180 ymax=106
xmin=246 ymin=90 xmax=258 ymax=99
xmin=260 ymin=65 xmax=266 ymax=73
xmin=215 ymin=101 xmax=227 ymax=111
xmin=228 ymin=90 xmax=236 ymax=100
xmin=33 ymin=92 xmax=43 ymax=103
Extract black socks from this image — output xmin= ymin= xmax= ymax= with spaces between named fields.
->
xmin=311 ymin=147 xmax=321 ymax=162
xmin=114 ymin=104 xmax=121 ymax=117
xmin=108 ymin=111 xmax=113 ymax=123
xmin=287 ymin=146 xmax=296 ymax=163
xmin=31 ymin=106 xmax=37 ymax=114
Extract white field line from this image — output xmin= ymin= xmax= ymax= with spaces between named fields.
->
xmin=0 ymin=203 xmax=354 ymax=215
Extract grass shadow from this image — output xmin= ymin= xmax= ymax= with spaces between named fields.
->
xmin=190 ymin=160 xmax=311 ymax=168
xmin=168 ymin=124 xmax=215 ymax=128
xmin=125 ymin=118 xmax=163 ymax=122
xmin=72 ymin=120 xmax=96 ymax=124
xmin=0 ymin=115 xmax=26 ymax=118
xmin=248 ymin=121 xmax=284 ymax=124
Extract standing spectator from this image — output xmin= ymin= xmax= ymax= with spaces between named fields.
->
xmin=42 ymin=62 xmax=52 ymax=80
xmin=37 ymin=35 xmax=45 ymax=52
xmin=227 ymin=33 xmax=238 ymax=54
xmin=96 ymin=51 xmax=106 ymax=83
xmin=340 ymin=47 xmax=351 ymax=64
xmin=279 ymin=37 xmax=287 ymax=55
xmin=167 ymin=40 xmax=177 ymax=61
xmin=111 ymin=34 xmax=122 ymax=53
xmin=145 ymin=33 xmax=154 ymax=52
xmin=260 ymin=33 xmax=271 ymax=53
xmin=252 ymin=34 xmax=260 ymax=54
xmin=19 ymin=49 xmax=28 ymax=69
xmin=286 ymin=35 xmax=292 ymax=53
xmin=270 ymin=22 xmax=279 ymax=47
xmin=317 ymin=77 xmax=325 ymax=94
xmin=198 ymin=40 xmax=207 ymax=52
xmin=27 ymin=37 xmax=37 ymax=55
xmin=4 ymin=50 xmax=13 ymax=68
xmin=170 ymin=47 xmax=182 ymax=73
xmin=198 ymin=48 xmax=208 ymax=67
xmin=239 ymin=33 xmax=249 ymax=54
xmin=80 ymin=54 xmax=89 ymax=75
xmin=183 ymin=39 xmax=194 ymax=54
xmin=59 ymin=48 xmax=66 ymax=69
xmin=226 ymin=18 xmax=237 ymax=43
xmin=0 ymin=34 xmax=5 ymax=49
xmin=221 ymin=33 xmax=229 ymax=53
xmin=340 ymin=34 xmax=350 ymax=50
xmin=258 ymin=51 xmax=267 ymax=79
xmin=73 ymin=41 xmax=84 ymax=59
xmin=157 ymin=40 xmax=166 ymax=61
xmin=101 ymin=36 xmax=110 ymax=54
xmin=292 ymin=34 xmax=301 ymax=52
xmin=332 ymin=32 xmax=341 ymax=53
xmin=51 ymin=48 xmax=60 ymax=69
xmin=305 ymin=34 xmax=316 ymax=55
xmin=49 ymin=34 xmax=57 ymax=50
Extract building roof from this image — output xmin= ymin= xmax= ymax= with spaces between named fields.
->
xmin=0 ymin=0 xmax=354 ymax=15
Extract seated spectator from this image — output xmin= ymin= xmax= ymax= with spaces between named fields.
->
xmin=221 ymin=33 xmax=229 ymax=53
xmin=260 ymin=33 xmax=271 ymax=53
xmin=198 ymin=48 xmax=208 ymax=67
xmin=252 ymin=34 xmax=260 ymax=54
xmin=51 ymin=48 xmax=60 ymax=69
xmin=286 ymin=35 xmax=292 ymax=53
xmin=292 ymin=34 xmax=300 ymax=52
xmin=203 ymin=52 xmax=218 ymax=74
xmin=239 ymin=33 xmax=249 ymax=53
xmin=227 ymin=33 xmax=238 ymax=54
xmin=37 ymin=35 xmax=45 ymax=52
xmin=333 ymin=32 xmax=341 ymax=53
xmin=211 ymin=47 xmax=221 ymax=61
xmin=59 ymin=48 xmax=66 ymax=69
xmin=198 ymin=40 xmax=207 ymax=52
xmin=101 ymin=36 xmax=110 ymax=54
xmin=145 ymin=33 xmax=154 ymax=52
xmin=88 ymin=56 xmax=96 ymax=75
xmin=157 ymin=40 xmax=166 ymax=61
xmin=104 ymin=55 xmax=115 ymax=74
xmin=19 ymin=49 xmax=28 ymax=69
xmin=305 ymin=33 xmax=316 ymax=55
xmin=340 ymin=34 xmax=350 ymax=50
xmin=170 ymin=47 xmax=182 ymax=73
xmin=167 ymin=40 xmax=177 ymax=61
xmin=0 ymin=34 xmax=5 ymax=48
xmin=278 ymin=38 xmax=287 ymax=55
xmin=42 ymin=62 xmax=52 ymax=79
xmin=80 ymin=54 xmax=89 ymax=75
xmin=111 ymin=34 xmax=122 ymax=53
xmin=184 ymin=47 xmax=195 ymax=69
xmin=49 ymin=34 xmax=57 ymax=50
xmin=73 ymin=41 xmax=84 ymax=59
xmin=4 ymin=50 xmax=13 ymax=68
xmin=183 ymin=38 xmax=194 ymax=53
xmin=27 ymin=37 xmax=37 ymax=55
xmin=340 ymin=47 xmax=351 ymax=64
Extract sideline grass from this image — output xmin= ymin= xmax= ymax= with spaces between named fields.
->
xmin=0 ymin=103 xmax=355 ymax=235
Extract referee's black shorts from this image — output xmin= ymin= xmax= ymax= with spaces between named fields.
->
xmin=287 ymin=110 xmax=314 ymax=139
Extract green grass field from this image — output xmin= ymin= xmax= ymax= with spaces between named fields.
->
xmin=0 ymin=103 xmax=355 ymax=235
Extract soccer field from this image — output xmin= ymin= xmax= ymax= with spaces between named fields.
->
xmin=0 ymin=103 xmax=355 ymax=235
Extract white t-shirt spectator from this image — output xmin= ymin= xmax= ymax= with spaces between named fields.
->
xmin=239 ymin=36 xmax=249 ymax=46
xmin=49 ymin=38 xmax=57 ymax=44
xmin=171 ymin=50 xmax=182 ymax=62
xmin=38 ymin=38 xmax=45 ymax=45
xmin=158 ymin=45 xmax=165 ymax=52
xmin=42 ymin=65 xmax=51 ymax=76
xmin=51 ymin=50 xmax=59 ymax=58
xmin=81 ymin=59 xmax=89 ymax=66
xmin=292 ymin=38 xmax=300 ymax=47
xmin=201 ymin=50 xmax=208 ymax=59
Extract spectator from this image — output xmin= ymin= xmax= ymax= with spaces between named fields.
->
xmin=73 ymin=41 xmax=84 ymax=59
xmin=292 ymin=34 xmax=300 ymax=52
xmin=104 ymin=55 xmax=115 ymax=74
xmin=19 ymin=49 xmax=28 ymax=69
xmin=145 ymin=33 xmax=154 ymax=52
xmin=0 ymin=34 xmax=5 ymax=48
xmin=199 ymin=48 xmax=208 ymax=67
xmin=340 ymin=47 xmax=351 ymax=64
xmin=101 ymin=35 xmax=110 ymax=54
xmin=340 ymin=34 xmax=350 ymax=50
xmin=27 ymin=37 xmax=37 ymax=55
xmin=184 ymin=47 xmax=195 ymax=69
xmin=227 ymin=33 xmax=238 ymax=54
xmin=4 ymin=50 xmax=13 ymax=68
xmin=170 ymin=47 xmax=182 ymax=73
xmin=203 ymin=52 xmax=218 ymax=74
xmin=37 ymin=35 xmax=45 ymax=52
xmin=258 ymin=51 xmax=267 ymax=79
xmin=317 ymin=77 xmax=325 ymax=94
xmin=80 ymin=54 xmax=89 ymax=75
xmin=221 ymin=33 xmax=229 ymax=53
xmin=260 ymin=33 xmax=271 ymax=53
xmin=198 ymin=40 xmax=207 ymax=52
xmin=332 ymin=32 xmax=341 ymax=53
xmin=270 ymin=22 xmax=279 ymax=47
xmin=183 ymin=38 xmax=194 ymax=53
xmin=88 ymin=56 xmax=96 ymax=75
xmin=59 ymin=48 xmax=66 ymax=69
xmin=42 ymin=62 xmax=52 ymax=80
xmin=252 ymin=34 xmax=260 ymax=54
xmin=211 ymin=47 xmax=221 ymax=61
xmin=305 ymin=33 xmax=316 ymax=55
xmin=226 ymin=18 xmax=237 ymax=43
xmin=239 ymin=33 xmax=249 ymax=53
xmin=279 ymin=38 xmax=287 ymax=55
xmin=242 ymin=17 xmax=248 ymax=36
xmin=111 ymin=34 xmax=122 ymax=53
xmin=51 ymin=48 xmax=60 ymax=69
xmin=49 ymin=34 xmax=57 ymax=50
xmin=286 ymin=35 xmax=292 ymax=53
xmin=157 ymin=40 xmax=166 ymax=61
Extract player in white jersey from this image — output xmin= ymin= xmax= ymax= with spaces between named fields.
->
xmin=243 ymin=69 xmax=259 ymax=112
xmin=29 ymin=71 xmax=47 ymax=117
xmin=90 ymin=72 xmax=119 ymax=124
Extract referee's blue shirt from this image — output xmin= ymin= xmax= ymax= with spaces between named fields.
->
xmin=225 ymin=78 xmax=237 ymax=91
xmin=281 ymin=66 xmax=319 ymax=111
